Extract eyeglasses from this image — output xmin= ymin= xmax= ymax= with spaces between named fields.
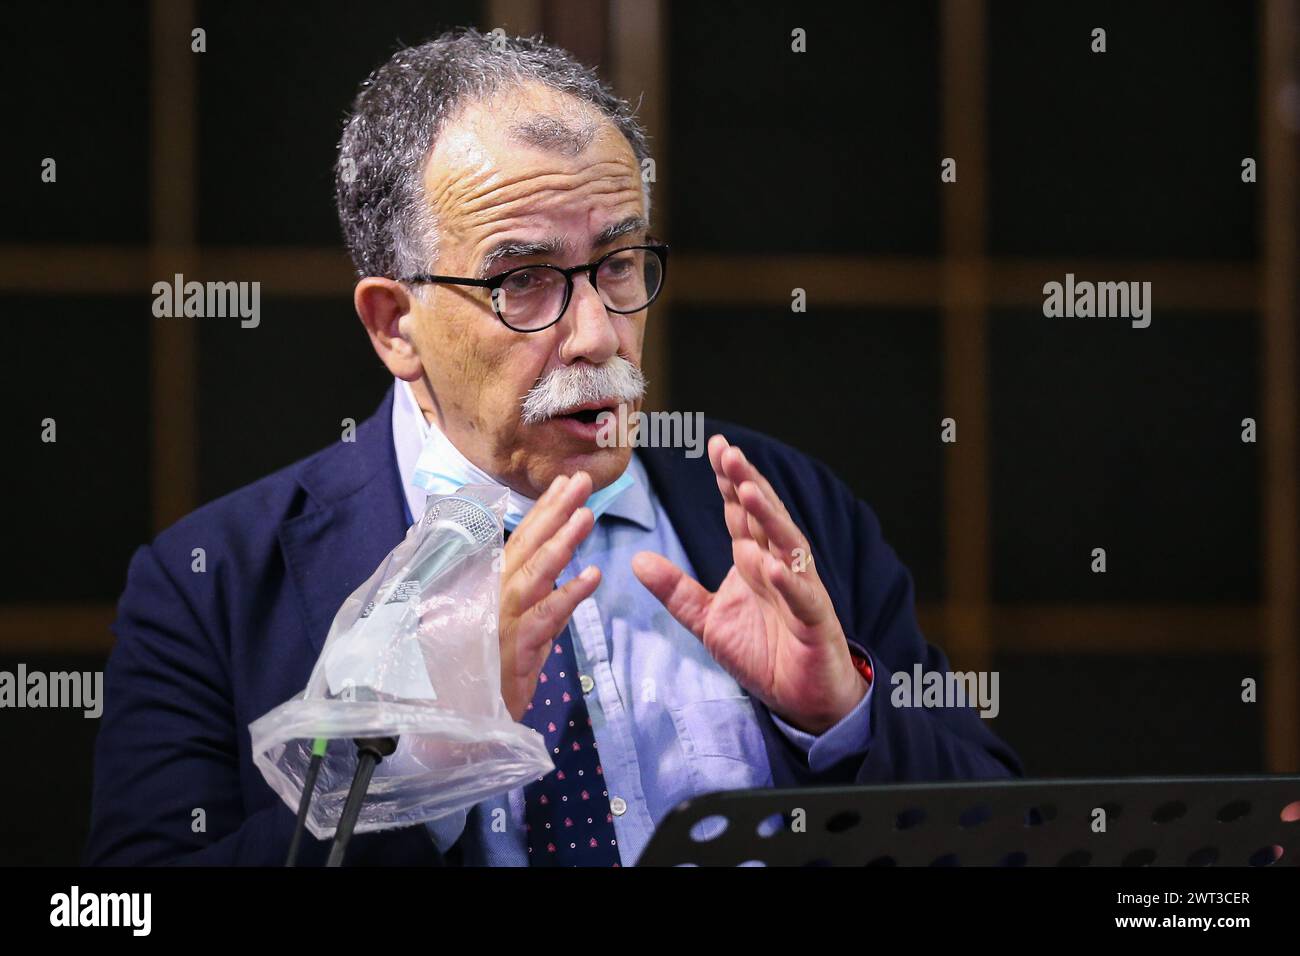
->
xmin=398 ymin=242 xmax=668 ymax=333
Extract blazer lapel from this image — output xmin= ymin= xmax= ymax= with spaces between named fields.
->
xmin=278 ymin=383 xmax=412 ymax=659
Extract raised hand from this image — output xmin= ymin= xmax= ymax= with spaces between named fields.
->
xmin=632 ymin=435 xmax=867 ymax=734
xmin=498 ymin=471 xmax=601 ymax=722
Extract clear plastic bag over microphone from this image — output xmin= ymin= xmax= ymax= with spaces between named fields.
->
xmin=250 ymin=484 xmax=553 ymax=839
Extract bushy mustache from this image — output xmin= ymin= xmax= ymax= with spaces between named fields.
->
xmin=520 ymin=356 xmax=647 ymax=425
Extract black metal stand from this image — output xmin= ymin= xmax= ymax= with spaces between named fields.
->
xmin=324 ymin=736 xmax=398 ymax=868
xmin=635 ymin=774 xmax=1300 ymax=867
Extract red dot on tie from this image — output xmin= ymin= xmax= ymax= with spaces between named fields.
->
xmin=556 ymin=770 xmax=565 ymax=780
xmin=589 ymin=837 xmax=598 ymax=848
xmin=572 ymin=741 xmax=581 ymax=751
xmin=565 ymin=817 xmax=574 ymax=827
xmin=539 ymin=673 xmax=548 ymax=683
xmin=581 ymin=790 xmax=590 ymax=800
xmin=547 ymin=843 xmax=557 ymax=853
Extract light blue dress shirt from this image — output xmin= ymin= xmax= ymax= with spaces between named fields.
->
xmin=390 ymin=380 xmax=875 ymax=865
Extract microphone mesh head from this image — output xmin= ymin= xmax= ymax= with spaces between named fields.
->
xmin=424 ymin=494 xmax=500 ymax=545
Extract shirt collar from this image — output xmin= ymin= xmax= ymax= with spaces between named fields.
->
xmin=391 ymin=378 xmax=655 ymax=532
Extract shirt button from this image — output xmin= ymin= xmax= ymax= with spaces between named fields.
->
xmin=579 ymin=674 xmax=595 ymax=694
xmin=610 ymin=796 xmax=627 ymax=816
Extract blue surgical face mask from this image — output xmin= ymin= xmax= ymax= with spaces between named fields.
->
xmin=411 ymin=419 xmax=634 ymax=532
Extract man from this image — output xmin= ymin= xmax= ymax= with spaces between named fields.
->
xmin=86 ymin=28 xmax=1020 ymax=867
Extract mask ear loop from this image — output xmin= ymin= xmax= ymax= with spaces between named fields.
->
xmin=416 ymin=368 xmax=444 ymax=432
xmin=397 ymin=304 xmax=444 ymax=431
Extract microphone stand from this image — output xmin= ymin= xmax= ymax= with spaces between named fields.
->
xmin=284 ymin=734 xmax=399 ymax=867
xmin=325 ymin=735 xmax=398 ymax=867
xmin=285 ymin=737 xmax=328 ymax=867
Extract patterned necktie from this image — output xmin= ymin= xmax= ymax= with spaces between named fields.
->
xmin=520 ymin=620 xmax=621 ymax=866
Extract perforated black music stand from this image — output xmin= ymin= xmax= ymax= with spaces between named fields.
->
xmin=635 ymin=775 xmax=1300 ymax=867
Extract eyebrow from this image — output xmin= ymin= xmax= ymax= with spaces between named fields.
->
xmin=476 ymin=216 xmax=650 ymax=279
xmin=478 ymin=236 xmax=572 ymax=279
xmin=593 ymin=215 xmax=649 ymax=248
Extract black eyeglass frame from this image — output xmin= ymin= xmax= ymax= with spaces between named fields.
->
xmin=397 ymin=242 xmax=669 ymax=333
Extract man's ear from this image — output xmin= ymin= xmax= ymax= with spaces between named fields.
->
xmin=354 ymin=277 xmax=424 ymax=381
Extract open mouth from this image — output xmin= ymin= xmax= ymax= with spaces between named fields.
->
xmin=553 ymin=402 xmax=616 ymax=425
xmin=543 ymin=401 xmax=622 ymax=442
xmin=561 ymin=408 xmax=604 ymax=425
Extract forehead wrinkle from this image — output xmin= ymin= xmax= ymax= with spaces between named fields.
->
xmin=428 ymin=116 xmax=645 ymax=270
xmin=429 ymin=168 xmax=642 ymax=269
xmin=461 ymin=185 xmax=644 ymax=241
xmin=463 ymin=190 xmax=644 ymax=269
xmin=456 ymin=175 xmax=645 ymax=238
xmin=458 ymin=182 xmax=644 ymax=263
xmin=429 ymin=162 xmax=498 ymax=214
xmin=423 ymin=95 xmax=645 ymax=267
xmin=453 ymin=160 xmax=640 ymax=219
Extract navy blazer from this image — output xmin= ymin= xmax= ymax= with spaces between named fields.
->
xmin=85 ymin=385 xmax=1021 ymax=866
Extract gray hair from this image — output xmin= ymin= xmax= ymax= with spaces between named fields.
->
xmin=335 ymin=27 xmax=651 ymax=280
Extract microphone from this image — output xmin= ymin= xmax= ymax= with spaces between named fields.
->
xmin=322 ymin=493 xmax=500 ymax=702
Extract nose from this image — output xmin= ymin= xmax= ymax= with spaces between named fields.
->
xmin=556 ymin=271 xmax=620 ymax=365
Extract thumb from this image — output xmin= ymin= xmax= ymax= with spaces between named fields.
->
xmin=632 ymin=551 xmax=711 ymax=638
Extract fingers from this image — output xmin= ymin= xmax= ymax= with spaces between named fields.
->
xmin=719 ymin=443 xmax=792 ymax=525
xmin=722 ymin=444 xmax=800 ymax=556
xmin=500 ymin=563 xmax=600 ymax=721
xmin=710 ymin=435 xmax=775 ymax=550
xmin=505 ymin=506 xmax=596 ymax=614
xmin=729 ymin=535 xmax=775 ymax=596
xmin=632 ymin=551 xmax=711 ymax=638
xmin=708 ymin=434 xmax=830 ymax=628
xmin=708 ymin=436 xmax=755 ymax=545
xmin=513 ymin=566 xmax=601 ymax=655
xmin=723 ymin=497 xmax=758 ymax=547
xmin=498 ymin=472 xmax=600 ymax=720
xmin=712 ymin=434 xmax=800 ymax=564
xmin=504 ymin=470 xmax=592 ymax=579
xmin=761 ymin=551 xmax=832 ymax=638
xmin=706 ymin=432 xmax=730 ymax=479
xmin=734 ymin=477 xmax=804 ymax=557
xmin=499 ymin=470 xmax=597 ymax=679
